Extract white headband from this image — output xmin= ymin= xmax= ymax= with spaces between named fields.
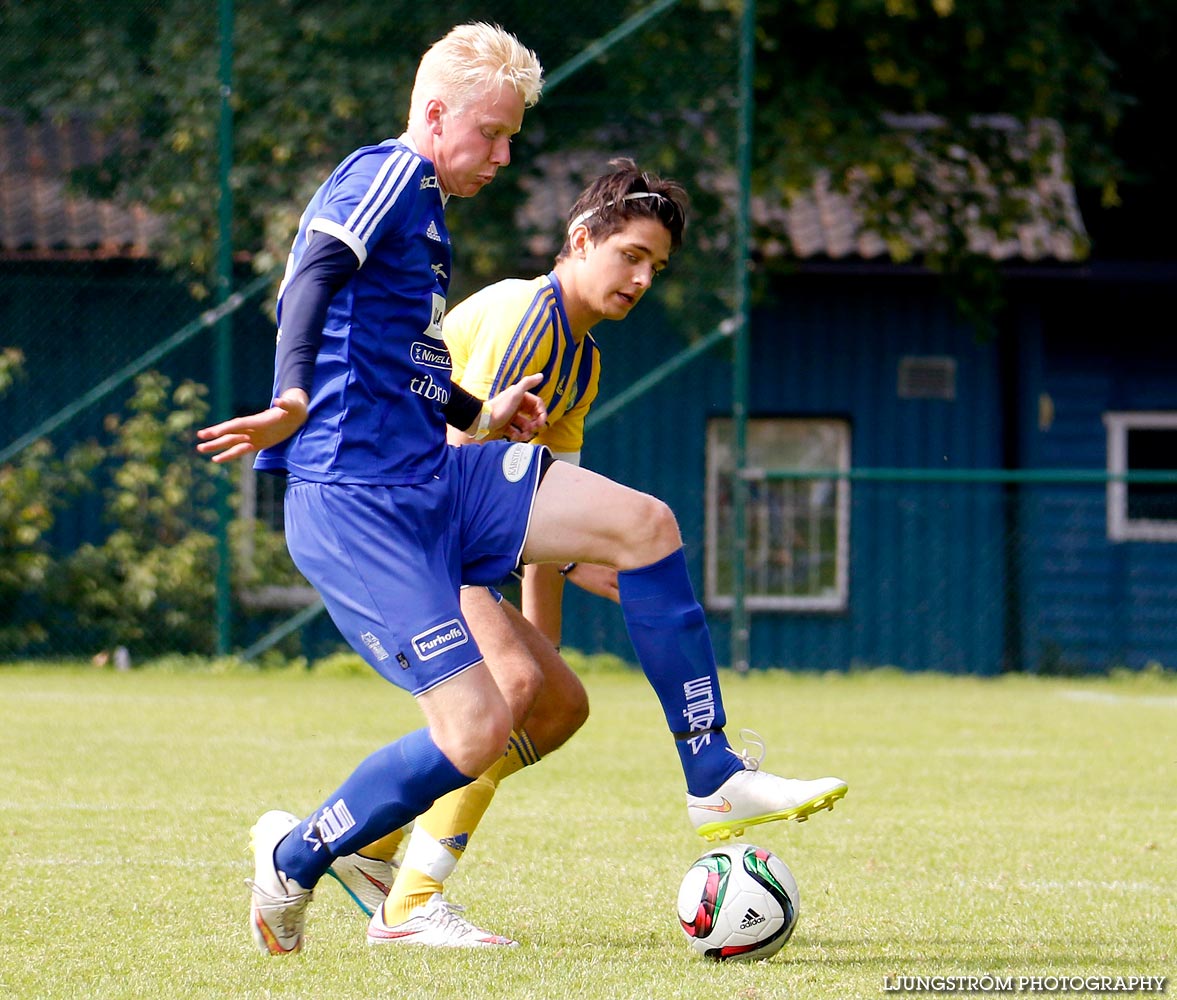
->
xmin=567 ymin=191 xmax=670 ymax=234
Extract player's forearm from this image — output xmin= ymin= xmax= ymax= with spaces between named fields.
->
xmin=274 ymin=387 xmax=310 ymax=414
xmin=274 ymin=233 xmax=359 ymax=394
xmin=563 ymin=562 xmax=620 ymax=603
xmin=443 ymin=381 xmax=487 ymax=436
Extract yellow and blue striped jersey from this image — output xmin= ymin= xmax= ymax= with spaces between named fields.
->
xmin=444 ymin=272 xmax=601 ymax=455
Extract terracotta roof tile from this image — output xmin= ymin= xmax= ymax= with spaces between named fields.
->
xmin=3 ymin=110 xmax=1088 ymax=267
xmin=0 ymin=110 xmax=164 ymax=260
xmin=519 ymin=118 xmax=1088 ymax=265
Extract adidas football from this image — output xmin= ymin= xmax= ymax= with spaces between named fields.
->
xmin=676 ymin=844 xmax=800 ymax=961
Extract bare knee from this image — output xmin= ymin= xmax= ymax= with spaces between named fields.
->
xmin=461 ymin=588 xmax=544 ymax=727
xmin=523 ymin=661 xmax=590 ymax=755
xmin=433 ymin=703 xmax=512 ymax=776
xmin=423 ymin=680 xmax=513 ymax=777
xmin=561 ymin=671 xmax=590 ymax=736
xmin=560 ymin=694 xmax=590 ymax=746
xmin=624 ymin=494 xmax=682 ymax=567
xmin=494 ymin=661 xmax=543 ymax=728
xmin=547 ymin=664 xmax=591 ymax=743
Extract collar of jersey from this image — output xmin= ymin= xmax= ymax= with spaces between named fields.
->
xmin=397 ymin=132 xmax=450 ymax=207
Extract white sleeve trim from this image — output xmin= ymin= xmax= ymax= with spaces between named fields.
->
xmin=550 ymin=451 xmax=581 ymax=466
xmin=308 ymin=219 xmax=367 ymax=266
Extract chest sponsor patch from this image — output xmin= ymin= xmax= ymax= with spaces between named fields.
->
xmin=411 ymin=619 xmax=470 ymax=661
xmin=411 ymin=341 xmax=452 ymax=369
xmin=420 ymin=291 xmax=446 ymax=340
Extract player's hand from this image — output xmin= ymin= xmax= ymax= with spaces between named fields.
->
xmin=489 ymin=372 xmax=547 ymax=442
xmin=196 ymin=391 xmax=309 ymax=463
xmin=563 ymin=562 xmax=620 ymax=604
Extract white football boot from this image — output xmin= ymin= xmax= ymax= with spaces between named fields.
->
xmin=367 ymin=893 xmax=518 ymax=948
xmin=245 ymin=810 xmax=313 ymax=955
xmin=327 ymin=852 xmax=398 ymax=918
xmin=687 ymin=731 xmax=848 ymax=841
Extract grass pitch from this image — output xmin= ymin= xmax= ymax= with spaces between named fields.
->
xmin=0 ymin=662 xmax=1172 ymax=999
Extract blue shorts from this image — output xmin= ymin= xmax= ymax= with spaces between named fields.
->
xmin=282 ymin=441 xmax=548 ymax=695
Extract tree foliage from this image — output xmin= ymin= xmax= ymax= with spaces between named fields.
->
xmin=0 ymin=351 xmax=102 ymax=652
xmin=44 ymin=372 xmax=307 ymax=656
xmin=0 ymin=366 xmax=304 ymax=658
xmin=0 ymin=0 xmax=1168 ymax=318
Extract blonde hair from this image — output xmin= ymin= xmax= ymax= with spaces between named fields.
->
xmin=409 ymin=23 xmax=543 ymax=122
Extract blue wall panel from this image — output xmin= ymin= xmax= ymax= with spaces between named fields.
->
xmin=1016 ymin=285 xmax=1177 ymax=671
xmin=14 ymin=264 xmax=1169 ymax=673
xmin=561 ymin=275 xmax=1008 ymax=674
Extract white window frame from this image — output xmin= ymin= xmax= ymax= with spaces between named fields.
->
xmin=1104 ymin=410 xmax=1177 ymax=542
xmin=705 ymin=417 xmax=850 ymax=612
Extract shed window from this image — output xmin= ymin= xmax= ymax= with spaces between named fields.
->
xmin=705 ymin=418 xmax=850 ymax=611
xmin=1105 ymin=411 xmax=1177 ymax=542
xmin=898 ymin=355 xmax=956 ymax=400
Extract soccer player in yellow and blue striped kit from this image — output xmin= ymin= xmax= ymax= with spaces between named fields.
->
xmin=323 ymin=159 xmax=849 ymax=946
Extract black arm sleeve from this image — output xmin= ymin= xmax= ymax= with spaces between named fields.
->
xmin=444 ymin=380 xmax=483 ymax=431
xmin=274 ymin=233 xmax=360 ymax=395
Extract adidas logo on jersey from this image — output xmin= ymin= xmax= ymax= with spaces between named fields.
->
xmin=425 ymin=220 xmax=442 ymax=242
xmin=738 ymin=908 xmax=766 ymax=930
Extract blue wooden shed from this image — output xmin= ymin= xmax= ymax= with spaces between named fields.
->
xmin=556 ymin=265 xmax=1177 ymax=676
xmin=6 ymin=111 xmax=1173 ymax=674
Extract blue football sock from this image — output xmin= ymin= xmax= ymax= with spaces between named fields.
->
xmin=274 ymin=727 xmax=470 ymax=889
xmin=618 ymin=548 xmax=743 ymax=796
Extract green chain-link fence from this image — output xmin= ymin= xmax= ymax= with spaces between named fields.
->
xmin=3 ymin=1 xmax=1175 ymax=673
xmin=1 ymin=0 xmax=748 ymax=664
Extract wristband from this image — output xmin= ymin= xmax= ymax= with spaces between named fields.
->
xmin=472 ymin=401 xmax=493 ymax=441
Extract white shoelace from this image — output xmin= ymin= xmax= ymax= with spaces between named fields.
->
xmin=419 ymin=896 xmax=512 ymax=943
xmin=724 ymin=728 xmax=767 ymax=771
xmin=427 ymin=897 xmax=483 ymax=934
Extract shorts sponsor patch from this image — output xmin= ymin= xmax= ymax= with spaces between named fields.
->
xmin=360 ymin=630 xmax=391 ymax=662
xmin=501 ymin=443 xmax=534 ymax=484
xmin=411 ymin=619 xmax=470 ymax=661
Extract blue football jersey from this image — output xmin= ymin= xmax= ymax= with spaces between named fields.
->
xmin=255 ymin=136 xmax=454 ymax=485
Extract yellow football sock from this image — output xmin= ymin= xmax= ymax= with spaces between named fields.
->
xmin=501 ymin=728 xmax=540 ymax=780
xmin=380 ymin=730 xmax=540 ymax=925
xmin=360 ymin=826 xmax=406 ymax=863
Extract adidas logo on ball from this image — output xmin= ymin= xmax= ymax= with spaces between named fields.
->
xmin=738 ymin=908 xmax=766 ymax=930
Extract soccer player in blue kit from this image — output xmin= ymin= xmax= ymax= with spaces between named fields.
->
xmin=198 ymin=23 xmax=847 ymax=955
